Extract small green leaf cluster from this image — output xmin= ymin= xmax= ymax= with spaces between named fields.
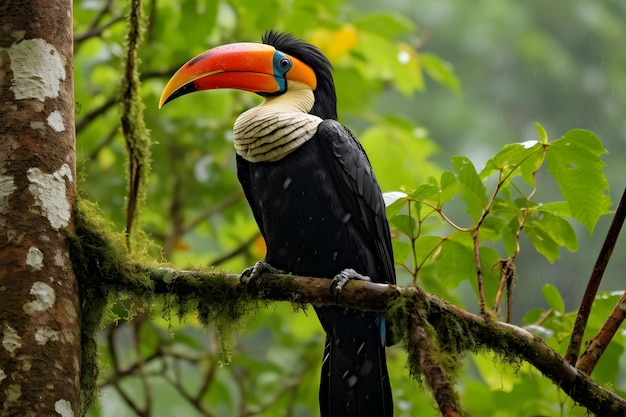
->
xmin=386 ymin=125 xmax=611 ymax=307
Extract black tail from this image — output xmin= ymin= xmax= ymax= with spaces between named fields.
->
xmin=316 ymin=306 xmax=393 ymax=417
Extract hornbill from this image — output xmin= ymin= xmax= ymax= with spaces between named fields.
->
xmin=160 ymin=30 xmax=395 ymax=417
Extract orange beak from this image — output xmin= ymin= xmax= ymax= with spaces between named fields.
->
xmin=159 ymin=42 xmax=316 ymax=108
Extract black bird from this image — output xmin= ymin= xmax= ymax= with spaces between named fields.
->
xmin=160 ymin=30 xmax=396 ymax=417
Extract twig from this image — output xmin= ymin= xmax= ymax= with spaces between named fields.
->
xmin=182 ymin=192 xmax=242 ymax=235
xmin=209 ymin=232 xmax=261 ymax=267
xmin=492 ymin=257 xmax=517 ymax=322
xmin=163 ymin=175 xmax=184 ymax=260
xmin=74 ymin=15 xmax=126 ymax=45
xmin=565 ymin=186 xmax=626 ymax=364
xmin=134 ymin=319 xmax=153 ymax=416
xmin=74 ymin=0 xmax=123 ymax=47
xmin=107 ymin=325 xmax=150 ymax=416
xmin=531 ymin=308 xmax=554 ymax=327
xmin=86 ymin=126 xmax=119 ymax=162
xmin=76 ymin=69 xmax=177 ymax=135
xmin=76 ymin=97 xmax=117 ymax=134
xmin=87 ymin=0 xmax=115 ymax=30
xmin=471 ymin=228 xmax=487 ymax=316
xmin=162 ymin=370 xmax=216 ymax=417
xmin=241 ymin=376 xmax=305 ymax=417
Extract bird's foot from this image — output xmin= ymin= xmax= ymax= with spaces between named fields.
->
xmin=240 ymin=261 xmax=285 ymax=284
xmin=330 ymin=268 xmax=371 ymax=296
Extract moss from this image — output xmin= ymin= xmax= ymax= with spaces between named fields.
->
xmin=68 ymin=195 xmax=170 ymax=411
xmin=67 ymin=196 xmax=263 ymax=410
xmin=119 ymin=0 xmax=151 ymax=249
xmin=386 ymin=287 xmax=510 ymax=390
xmin=66 ymin=197 xmax=142 ymax=411
xmin=161 ymin=268 xmax=259 ymax=364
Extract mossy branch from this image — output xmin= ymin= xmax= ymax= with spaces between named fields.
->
xmin=120 ymin=0 xmax=151 ymax=249
xmin=69 ymin=199 xmax=626 ymax=417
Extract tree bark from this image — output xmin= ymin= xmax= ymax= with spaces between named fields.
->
xmin=0 ymin=1 xmax=80 ymax=416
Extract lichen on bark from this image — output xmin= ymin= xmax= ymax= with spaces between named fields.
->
xmin=0 ymin=1 xmax=81 ymax=416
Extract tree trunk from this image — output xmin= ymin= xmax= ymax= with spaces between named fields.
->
xmin=0 ymin=1 xmax=80 ymax=416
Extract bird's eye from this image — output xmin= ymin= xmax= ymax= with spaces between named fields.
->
xmin=279 ymin=57 xmax=292 ymax=70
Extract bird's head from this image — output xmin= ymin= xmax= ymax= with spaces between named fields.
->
xmin=159 ymin=31 xmax=337 ymax=120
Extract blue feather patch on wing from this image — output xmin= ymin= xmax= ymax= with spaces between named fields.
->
xmin=376 ymin=314 xmax=386 ymax=346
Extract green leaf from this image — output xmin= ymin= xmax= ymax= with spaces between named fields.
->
xmin=360 ymin=116 xmax=440 ymax=192
xmin=440 ymin=171 xmax=461 ymax=206
xmin=431 ymin=236 xmax=476 ymax=287
xmin=480 ymin=141 xmax=544 ymax=186
xmin=393 ymin=43 xmax=425 ymax=95
xmin=352 ymin=12 xmax=416 ymax=39
xmin=542 ymin=284 xmax=565 ymax=314
xmin=525 ymin=223 xmax=559 ymax=262
xmin=392 ymin=240 xmax=412 ymax=265
xmin=538 ymin=201 xmax=572 ymax=218
xmin=525 ymin=208 xmax=577 ymax=262
xmin=546 ymin=130 xmax=612 ymax=234
xmin=383 ymin=191 xmax=408 ymax=218
xmin=535 ymin=122 xmax=549 ymax=143
xmin=532 ymin=208 xmax=578 ymax=252
xmin=413 ymin=235 xmax=446 ymax=269
xmin=451 ymin=155 xmax=488 ymax=222
xmin=422 ymin=233 xmax=500 ymax=296
xmin=390 ymin=214 xmax=417 ymax=238
xmin=410 ymin=183 xmax=440 ymax=205
xmin=420 ymin=52 xmax=461 ymax=93
xmin=479 ymin=199 xmax=518 ymax=245
xmin=502 ymin=216 xmax=520 ymax=256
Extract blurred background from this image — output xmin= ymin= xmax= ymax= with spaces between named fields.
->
xmin=73 ymin=0 xmax=626 ymax=416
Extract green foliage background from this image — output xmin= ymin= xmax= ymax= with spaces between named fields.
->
xmin=74 ymin=0 xmax=626 ymax=416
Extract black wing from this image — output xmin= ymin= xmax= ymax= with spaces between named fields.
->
xmin=316 ymin=119 xmax=396 ymax=285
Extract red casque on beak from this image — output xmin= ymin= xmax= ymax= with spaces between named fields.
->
xmin=159 ymin=42 xmax=316 ymax=108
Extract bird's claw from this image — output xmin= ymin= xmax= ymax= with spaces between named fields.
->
xmin=330 ymin=268 xmax=371 ymax=296
xmin=240 ymin=261 xmax=285 ymax=284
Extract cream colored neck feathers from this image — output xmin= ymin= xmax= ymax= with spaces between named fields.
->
xmin=233 ymin=81 xmax=323 ymax=163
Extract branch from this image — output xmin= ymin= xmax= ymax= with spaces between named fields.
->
xmin=130 ymin=266 xmax=626 ymax=416
xmin=120 ymin=0 xmax=151 ymax=247
xmin=407 ymin=313 xmax=461 ymax=417
xmin=576 ymin=290 xmax=626 ymax=375
xmin=565 ymin=186 xmax=626 ymax=364
xmin=68 ymin=201 xmax=625 ymax=416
